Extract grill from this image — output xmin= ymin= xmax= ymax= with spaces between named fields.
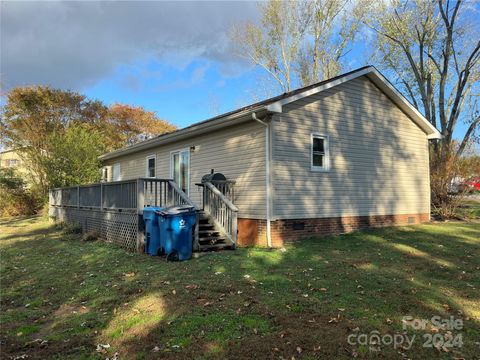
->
xmin=201 ymin=172 xmax=227 ymax=183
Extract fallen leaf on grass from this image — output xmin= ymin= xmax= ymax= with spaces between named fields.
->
xmin=314 ymin=345 xmax=321 ymax=351
xmin=96 ymin=344 xmax=110 ymax=353
xmin=328 ymin=317 xmax=339 ymax=324
xmin=185 ymin=284 xmax=199 ymax=290
xmin=386 ymin=318 xmax=393 ymax=324
xmin=296 ymin=346 xmax=302 ymax=354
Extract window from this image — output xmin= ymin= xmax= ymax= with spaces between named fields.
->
xmin=6 ymin=159 xmax=18 ymax=167
xmin=146 ymin=155 xmax=156 ymax=178
xmin=102 ymin=167 xmax=109 ymax=182
xmin=112 ymin=163 xmax=121 ymax=181
xmin=311 ymin=134 xmax=330 ymax=171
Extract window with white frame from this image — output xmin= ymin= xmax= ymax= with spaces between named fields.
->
xmin=311 ymin=134 xmax=330 ymax=171
xmin=112 ymin=163 xmax=121 ymax=181
xmin=102 ymin=167 xmax=109 ymax=182
xmin=146 ymin=155 xmax=156 ymax=178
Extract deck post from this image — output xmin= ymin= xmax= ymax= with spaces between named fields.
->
xmin=193 ymin=214 xmax=200 ymax=251
xmin=136 ymin=179 xmax=145 ymax=253
xmin=100 ymin=183 xmax=104 ymax=210
xmin=77 ymin=186 xmax=80 ymax=209
xmin=232 ymin=211 xmax=238 ymax=246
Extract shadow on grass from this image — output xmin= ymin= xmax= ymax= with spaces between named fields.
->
xmin=1 ymin=218 xmax=479 ymax=360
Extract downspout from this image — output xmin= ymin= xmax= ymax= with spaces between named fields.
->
xmin=252 ymin=112 xmax=272 ymax=248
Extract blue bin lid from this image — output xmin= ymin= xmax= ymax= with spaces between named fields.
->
xmin=143 ymin=206 xmax=163 ymax=220
xmin=157 ymin=205 xmax=195 ymax=216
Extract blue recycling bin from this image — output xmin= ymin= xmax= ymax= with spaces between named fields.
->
xmin=157 ymin=206 xmax=197 ymax=261
xmin=143 ymin=206 xmax=163 ymax=256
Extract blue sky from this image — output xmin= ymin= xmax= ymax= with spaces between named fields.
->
xmin=85 ymin=58 xmax=264 ymax=126
xmin=1 ymin=1 xmax=477 ymax=143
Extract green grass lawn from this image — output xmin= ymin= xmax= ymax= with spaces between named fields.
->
xmin=1 ymin=215 xmax=479 ymax=359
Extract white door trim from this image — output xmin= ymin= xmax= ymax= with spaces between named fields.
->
xmin=169 ymin=148 xmax=191 ymax=195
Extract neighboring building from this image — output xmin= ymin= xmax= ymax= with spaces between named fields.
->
xmin=0 ymin=149 xmax=27 ymax=174
xmin=98 ymin=66 xmax=441 ymax=247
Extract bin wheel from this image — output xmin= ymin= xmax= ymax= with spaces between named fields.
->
xmin=167 ymin=250 xmax=179 ymax=262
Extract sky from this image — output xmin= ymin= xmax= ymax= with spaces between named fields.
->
xmin=0 ymin=0 xmax=476 ymax=142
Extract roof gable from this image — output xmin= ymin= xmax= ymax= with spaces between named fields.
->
xmin=266 ymin=66 xmax=441 ymax=140
xmin=100 ymin=66 xmax=440 ymax=161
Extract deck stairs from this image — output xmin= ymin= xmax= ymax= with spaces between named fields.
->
xmin=197 ymin=210 xmax=235 ymax=250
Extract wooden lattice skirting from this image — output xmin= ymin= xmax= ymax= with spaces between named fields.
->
xmin=49 ymin=206 xmax=140 ymax=252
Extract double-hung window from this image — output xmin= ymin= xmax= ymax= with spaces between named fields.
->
xmin=311 ymin=134 xmax=330 ymax=171
xmin=146 ymin=155 xmax=156 ymax=178
xmin=112 ymin=163 xmax=121 ymax=181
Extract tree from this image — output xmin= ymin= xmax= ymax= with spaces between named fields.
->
xmin=105 ymin=103 xmax=176 ymax=150
xmin=231 ymin=0 xmax=362 ymax=92
xmin=0 ymin=86 xmax=108 ymax=193
xmin=231 ymin=0 xmax=306 ymax=92
xmin=0 ymin=168 xmax=40 ymax=216
xmin=41 ymin=123 xmax=106 ymax=188
xmin=1 ymin=86 xmax=176 ymax=197
xmin=363 ymin=0 xmax=480 ymax=156
xmin=297 ymin=0 xmax=362 ymax=86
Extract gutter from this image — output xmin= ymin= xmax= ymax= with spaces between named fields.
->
xmin=252 ymin=112 xmax=273 ymax=248
xmin=99 ymin=106 xmax=268 ymax=161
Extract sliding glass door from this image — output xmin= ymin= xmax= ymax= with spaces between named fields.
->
xmin=171 ymin=149 xmax=190 ymax=195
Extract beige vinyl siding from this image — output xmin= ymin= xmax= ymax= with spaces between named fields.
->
xmin=272 ymin=76 xmax=430 ymax=219
xmin=104 ymin=121 xmax=267 ymax=219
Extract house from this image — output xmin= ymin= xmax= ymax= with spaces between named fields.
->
xmin=96 ymin=66 xmax=441 ymax=248
xmin=0 ymin=148 xmax=27 ymax=175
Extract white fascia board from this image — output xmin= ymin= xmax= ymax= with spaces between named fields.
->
xmin=274 ymin=67 xmax=373 ymax=107
xmin=366 ymin=69 xmax=442 ymax=139
xmin=268 ymin=66 xmax=442 ymax=140
xmin=99 ymin=106 xmax=267 ymax=161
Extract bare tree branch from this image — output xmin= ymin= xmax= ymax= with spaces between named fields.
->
xmin=457 ymin=115 xmax=480 ymax=156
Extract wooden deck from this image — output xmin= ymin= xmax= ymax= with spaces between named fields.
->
xmin=49 ymin=178 xmax=238 ymax=252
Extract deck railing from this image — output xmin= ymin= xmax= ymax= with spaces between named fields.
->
xmin=203 ymin=181 xmax=238 ymax=245
xmin=210 ymin=180 xmax=235 ymax=202
xmin=49 ymin=178 xmax=198 ymax=252
xmin=50 ymin=178 xmax=198 ymax=212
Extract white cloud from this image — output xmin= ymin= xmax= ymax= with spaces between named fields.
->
xmin=0 ymin=1 xmax=258 ymax=90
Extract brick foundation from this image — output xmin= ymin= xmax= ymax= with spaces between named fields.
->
xmin=237 ymin=213 xmax=430 ymax=247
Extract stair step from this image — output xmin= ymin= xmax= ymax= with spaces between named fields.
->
xmin=199 ymin=224 xmax=215 ymax=229
xmin=199 ymin=228 xmax=215 ymax=233
xmin=199 ymin=230 xmax=219 ymax=234
xmin=198 ymin=236 xmax=225 ymax=242
xmin=198 ymin=243 xmax=235 ymax=251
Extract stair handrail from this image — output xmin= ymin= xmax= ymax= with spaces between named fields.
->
xmin=203 ymin=181 xmax=238 ymax=245
xmin=167 ymin=180 xmax=200 ymax=210
xmin=204 ymin=182 xmax=238 ymax=212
